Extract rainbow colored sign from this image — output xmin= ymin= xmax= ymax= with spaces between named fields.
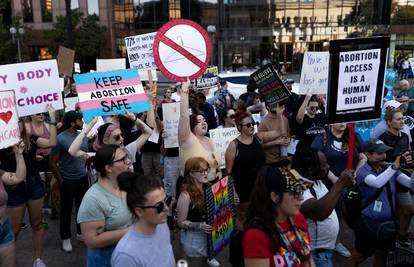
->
xmin=74 ymin=69 xmax=150 ymax=122
xmin=204 ymin=176 xmax=235 ymax=258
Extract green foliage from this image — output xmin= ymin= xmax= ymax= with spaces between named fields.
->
xmin=45 ymin=10 xmax=106 ymax=59
xmin=391 ymin=3 xmax=414 ymax=25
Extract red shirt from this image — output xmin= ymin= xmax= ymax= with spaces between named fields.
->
xmin=243 ymin=213 xmax=311 ymax=267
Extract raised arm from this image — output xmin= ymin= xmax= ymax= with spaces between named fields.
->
xmin=296 ymin=91 xmax=312 ymax=124
xmin=36 ymin=104 xmax=57 ymax=148
xmin=1 ymin=142 xmax=26 ymax=186
xmin=68 ymin=117 xmax=98 ymax=160
xmin=129 ymin=112 xmax=153 ymax=151
xmin=178 ymin=81 xmax=191 ymax=144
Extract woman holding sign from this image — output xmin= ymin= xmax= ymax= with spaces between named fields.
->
xmin=176 ymin=157 xmax=219 ymax=267
xmin=178 ymin=81 xmax=221 ymax=182
xmin=0 ymin=141 xmax=26 ymax=267
xmin=0 ymin=104 xmax=56 ymax=267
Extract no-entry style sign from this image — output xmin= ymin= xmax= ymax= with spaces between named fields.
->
xmin=153 ymin=19 xmax=211 ymax=82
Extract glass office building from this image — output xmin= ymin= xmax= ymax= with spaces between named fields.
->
xmin=113 ymin=0 xmax=391 ymax=72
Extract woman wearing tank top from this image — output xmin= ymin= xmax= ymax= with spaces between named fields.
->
xmin=225 ymin=110 xmax=286 ymax=230
xmin=178 ymin=81 xmax=221 ymax=182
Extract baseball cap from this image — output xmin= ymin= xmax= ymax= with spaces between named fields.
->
xmin=362 ymin=138 xmax=392 ymax=153
xmin=63 ymin=111 xmax=83 ymax=127
xmin=383 ymin=100 xmax=401 ymax=110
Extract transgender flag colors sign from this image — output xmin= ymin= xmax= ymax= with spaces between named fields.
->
xmin=74 ymin=69 xmax=150 ymax=122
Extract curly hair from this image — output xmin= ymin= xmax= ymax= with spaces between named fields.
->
xmin=181 ymin=157 xmax=210 ymax=210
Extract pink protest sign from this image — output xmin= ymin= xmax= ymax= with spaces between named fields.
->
xmin=0 ymin=60 xmax=63 ymax=117
xmin=0 ymin=90 xmax=20 ymax=149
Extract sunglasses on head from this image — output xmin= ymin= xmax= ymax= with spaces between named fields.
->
xmin=137 ymin=196 xmax=172 ymax=214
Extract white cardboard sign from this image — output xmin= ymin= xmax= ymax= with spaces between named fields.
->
xmin=0 ymin=90 xmax=21 ymax=149
xmin=299 ymin=52 xmax=329 ymax=95
xmin=125 ymin=32 xmax=157 ymax=71
xmin=96 ymin=58 xmax=126 ymax=72
xmin=0 ymin=60 xmax=63 ymax=117
xmin=209 ymin=127 xmax=239 ymax=169
xmin=64 ymin=96 xmax=79 ymax=111
xmin=162 ymin=102 xmax=180 ymax=148
xmin=336 ymin=48 xmax=381 ymax=112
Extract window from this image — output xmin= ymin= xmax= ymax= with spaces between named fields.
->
xmin=88 ymin=0 xmax=99 ymax=16
xmin=21 ymin=0 xmax=33 ymax=22
xmin=71 ymin=0 xmax=79 ymax=9
xmin=41 ymin=0 xmax=53 ymax=22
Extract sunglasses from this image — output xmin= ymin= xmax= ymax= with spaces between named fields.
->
xmin=309 ymin=106 xmax=319 ymax=111
xmin=242 ymin=121 xmax=256 ymax=128
xmin=113 ymin=134 xmax=122 ymax=141
xmin=112 ymin=155 xmax=131 ymax=165
xmin=137 ymin=196 xmax=172 ymax=214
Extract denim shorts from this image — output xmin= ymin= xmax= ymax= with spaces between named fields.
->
xmin=6 ymin=175 xmax=45 ymax=207
xmin=312 ymin=249 xmax=334 ymax=267
xmin=0 ymin=219 xmax=15 ymax=248
xmin=180 ymin=229 xmax=208 ymax=257
xmin=87 ymin=245 xmax=116 ymax=267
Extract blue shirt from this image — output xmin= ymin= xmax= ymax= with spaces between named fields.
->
xmin=51 ymin=131 xmax=88 ymax=180
xmin=356 ymin=163 xmax=397 ymax=221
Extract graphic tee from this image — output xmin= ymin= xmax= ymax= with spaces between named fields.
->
xmin=243 ymin=213 xmax=311 ymax=267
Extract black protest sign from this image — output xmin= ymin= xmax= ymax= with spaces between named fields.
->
xmin=326 ymin=37 xmax=389 ymax=124
xmin=251 ymin=64 xmax=290 ymax=107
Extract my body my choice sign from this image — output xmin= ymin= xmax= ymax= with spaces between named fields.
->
xmin=74 ymin=69 xmax=150 ymax=123
xmin=326 ymin=37 xmax=389 ymax=124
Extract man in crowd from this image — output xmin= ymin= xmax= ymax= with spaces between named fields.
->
xmin=50 ymin=111 xmax=89 ymax=253
xmin=292 ymin=147 xmax=354 ymax=267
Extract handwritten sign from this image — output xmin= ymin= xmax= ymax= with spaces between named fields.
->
xmin=74 ymin=69 xmax=150 ymax=123
xmin=162 ymin=102 xmax=180 ymax=148
xmin=196 ymin=66 xmax=218 ymax=89
xmin=204 ymin=176 xmax=235 ymax=258
xmin=251 ymin=64 xmax=290 ymax=108
xmin=125 ymin=32 xmax=157 ymax=71
xmin=96 ymin=58 xmax=126 ymax=72
xmin=0 ymin=60 xmax=63 ymax=117
xmin=299 ymin=52 xmax=329 ymax=95
xmin=57 ymin=46 xmax=75 ymax=77
xmin=209 ymin=127 xmax=239 ymax=169
xmin=0 ymin=90 xmax=20 ymax=149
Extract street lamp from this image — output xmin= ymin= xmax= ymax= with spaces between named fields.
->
xmin=9 ymin=27 xmax=25 ymax=62
xmin=207 ymin=25 xmax=216 ymax=66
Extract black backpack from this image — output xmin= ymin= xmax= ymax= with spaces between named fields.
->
xmin=341 ymin=183 xmax=386 ymax=229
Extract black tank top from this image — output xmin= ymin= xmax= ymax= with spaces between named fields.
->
xmin=186 ymin=201 xmax=205 ymax=222
xmin=232 ymin=136 xmax=266 ymax=203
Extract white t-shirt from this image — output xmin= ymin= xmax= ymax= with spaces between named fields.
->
xmin=301 ymin=180 xmax=339 ymax=250
xmin=125 ymin=141 xmax=138 ymax=163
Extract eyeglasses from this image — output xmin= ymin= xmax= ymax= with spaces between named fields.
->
xmin=112 ymin=155 xmax=131 ymax=165
xmin=242 ymin=121 xmax=256 ymax=128
xmin=137 ymin=196 xmax=172 ymax=214
xmin=193 ymin=168 xmax=210 ymax=174
xmin=113 ymin=134 xmax=122 ymax=141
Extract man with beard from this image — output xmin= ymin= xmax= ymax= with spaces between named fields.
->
xmin=50 ymin=111 xmax=89 ymax=253
xmin=257 ymin=102 xmax=291 ymax=167
xmin=292 ymin=147 xmax=354 ymax=267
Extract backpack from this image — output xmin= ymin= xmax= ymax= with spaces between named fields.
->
xmin=341 ymin=183 xmax=385 ymax=229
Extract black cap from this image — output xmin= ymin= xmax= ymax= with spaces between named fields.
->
xmin=363 ymin=138 xmax=392 ymax=153
xmin=63 ymin=111 xmax=83 ymax=127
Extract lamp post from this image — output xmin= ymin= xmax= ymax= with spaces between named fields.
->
xmin=9 ymin=27 xmax=25 ymax=62
xmin=207 ymin=25 xmax=216 ymax=66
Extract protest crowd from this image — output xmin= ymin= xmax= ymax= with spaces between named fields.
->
xmin=1 ymin=22 xmax=414 ymax=267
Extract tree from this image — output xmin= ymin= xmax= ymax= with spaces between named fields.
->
xmin=45 ymin=11 xmax=107 ymax=69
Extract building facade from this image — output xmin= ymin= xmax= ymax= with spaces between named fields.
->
xmin=10 ymin=0 xmax=414 ymax=71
